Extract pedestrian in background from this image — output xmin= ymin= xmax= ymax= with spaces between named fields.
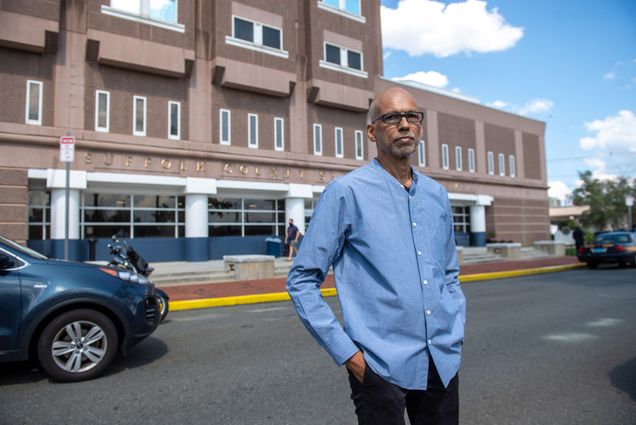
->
xmin=573 ymin=226 xmax=585 ymax=251
xmin=287 ymin=87 xmax=466 ymax=425
xmin=285 ymin=218 xmax=300 ymax=261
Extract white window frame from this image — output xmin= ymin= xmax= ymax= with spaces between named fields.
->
xmin=455 ymin=146 xmax=463 ymax=171
xmin=441 ymin=144 xmax=450 ymax=170
xmin=417 ymin=140 xmax=426 ymax=167
xmin=95 ymin=90 xmax=110 ymax=133
xmin=355 ymin=130 xmax=364 ymax=160
xmin=248 ymin=113 xmax=258 ymax=149
xmin=168 ymin=101 xmax=180 ymax=140
xmin=319 ymin=42 xmax=367 ymax=79
xmin=225 ymin=15 xmax=288 ymax=59
xmin=219 ymin=109 xmax=231 ymax=145
xmin=498 ymin=153 xmax=506 ymax=176
xmin=487 ymin=151 xmax=494 ymax=175
xmin=468 ymin=148 xmax=476 ymax=173
xmin=133 ymin=95 xmax=147 ymax=136
xmin=313 ymin=124 xmax=323 ymax=156
xmin=317 ymin=0 xmax=366 ymax=23
xmin=25 ymin=80 xmax=43 ymax=126
xmin=334 ymin=127 xmax=344 ymax=158
xmin=509 ymin=155 xmax=516 ymax=178
xmin=101 ymin=1 xmax=184 ymax=33
xmin=274 ymin=117 xmax=284 ymax=152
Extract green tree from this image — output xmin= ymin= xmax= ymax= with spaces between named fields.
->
xmin=572 ymin=171 xmax=636 ymax=230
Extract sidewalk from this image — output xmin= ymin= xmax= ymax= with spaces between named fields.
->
xmin=160 ymin=256 xmax=583 ymax=311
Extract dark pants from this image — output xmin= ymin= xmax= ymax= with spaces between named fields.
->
xmin=347 ymin=357 xmax=459 ymax=425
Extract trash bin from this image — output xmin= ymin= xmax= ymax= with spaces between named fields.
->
xmin=265 ymin=237 xmax=282 ymax=257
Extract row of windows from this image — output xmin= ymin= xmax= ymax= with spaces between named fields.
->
xmin=312 ymin=124 xmax=365 ymax=160
xmin=439 ymin=144 xmax=517 ymax=177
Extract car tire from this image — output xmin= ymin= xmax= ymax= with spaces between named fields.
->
xmin=37 ymin=309 xmax=118 ymax=382
xmin=586 ymin=261 xmax=598 ymax=269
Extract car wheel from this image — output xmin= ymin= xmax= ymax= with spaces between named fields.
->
xmin=586 ymin=261 xmax=598 ymax=269
xmin=37 ymin=309 xmax=118 ymax=382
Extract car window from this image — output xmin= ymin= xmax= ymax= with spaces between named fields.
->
xmin=595 ymin=234 xmax=631 ymax=244
xmin=0 ymin=250 xmax=25 ymax=270
xmin=0 ymin=235 xmax=47 ymax=259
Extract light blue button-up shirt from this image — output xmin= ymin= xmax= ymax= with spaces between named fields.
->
xmin=286 ymin=159 xmax=466 ymax=390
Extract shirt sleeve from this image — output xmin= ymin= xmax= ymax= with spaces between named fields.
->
xmin=443 ymin=188 xmax=467 ymax=325
xmin=286 ymin=181 xmax=360 ymax=365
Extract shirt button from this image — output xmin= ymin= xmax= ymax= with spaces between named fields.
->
xmin=428 ymin=339 xmax=432 ymax=345
xmin=409 ymin=195 xmax=413 ymax=199
xmin=417 ymin=251 xmax=422 ymax=256
xmin=426 ymin=310 xmax=431 ymax=315
xmin=422 ymin=280 xmax=428 ymax=285
xmin=412 ymin=222 xmax=417 ymax=227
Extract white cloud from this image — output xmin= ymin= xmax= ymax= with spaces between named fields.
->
xmin=381 ymin=0 xmax=523 ymax=58
xmin=487 ymin=100 xmax=510 ymax=109
xmin=579 ymin=110 xmax=636 ymax=152
xmin=518 ymin=99 xmax=554 ymax=115
xmin=548 ymin=181 xmax=571 ymax=202
xmin=603 ymin=72 xmax=616 ymax=80
xmin=392 ymin=71 xmax=449 ymax=88
xmin=581 ymin=158 xmax=619 ymax=181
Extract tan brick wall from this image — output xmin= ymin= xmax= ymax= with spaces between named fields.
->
xmin=486 ymin=196 xmax=551 ymax=245
xmin=0 ymin=168 xmax=28 ymax=242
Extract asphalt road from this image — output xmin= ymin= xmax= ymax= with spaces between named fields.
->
xmin=1 ymin=267 xmax=635 ymax=425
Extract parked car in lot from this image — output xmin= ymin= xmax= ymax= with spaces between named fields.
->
xmin=0 ymin=235 xmax=160 ymax=382
xmin=577 ymin=231 xmax=636 ymax=269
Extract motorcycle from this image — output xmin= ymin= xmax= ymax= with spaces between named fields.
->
xmin=107 ymin=236 xmax=169 ymax=322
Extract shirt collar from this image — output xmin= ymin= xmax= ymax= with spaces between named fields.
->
xmin=371 ymin=158 xmax=418 ymax=195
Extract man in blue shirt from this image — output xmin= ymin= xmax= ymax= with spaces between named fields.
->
xmin=287 ymin=87 xmax=466 ymax=424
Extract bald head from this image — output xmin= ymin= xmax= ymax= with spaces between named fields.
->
xmin=368 ymin=87 xmax=417 ymax=124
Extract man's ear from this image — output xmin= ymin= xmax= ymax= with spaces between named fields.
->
xmin=367 ymin=124 xmax=376 ymax=143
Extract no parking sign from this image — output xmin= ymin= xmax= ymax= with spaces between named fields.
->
xmin=59 ymin=136 xmax=75 ymax=162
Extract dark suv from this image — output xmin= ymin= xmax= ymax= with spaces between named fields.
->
xmin=0 ymin=235 xmax=160 ymax=382
xmin=577 ymin=231 xmax=636 ymax=269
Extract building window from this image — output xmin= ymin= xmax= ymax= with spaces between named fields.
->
xmin=133 ymin=96 xmax=147 ymax=136
xmin=313 ymin=124 xmax=323 ymax=155
xmin=320 ymin=43 xmax=367 ymax=78
xmin=25 ymin=80 xmax=43 ymax=125
xmin=455 ymin=146 xmax=463 ymax=171
xmin=441 ymin=144 xmax=450 ymax=170
xmin=509 ymin=155 xmax=516 ymax=178
xmin=248 ymin=113 xmax=258 ymax=148
xmin=226 ymin=16 xmax=288 ymax=58
xmin=335 ymin=127 xmax=344 ymax=158
xmin=168 ymin=101 xmax=180 ymax=140
xmin=274 ymin=117 xmax=284 ymax=151
xmin=209 ymin=198 xmax=286 ymax=237
xmin=452 ymin=206 xmax=471 ymax=233
xmin=81 ymin=193 xmax=185 ymax=239
xmin=418 ymin=140 xmax=426 ymax=167
xmin=487 ymin=151 xmax=494 ymax=175
xmin=95 ymin=90 xmax=110 ymax=132
xmin=102 ymin=0 xmax=183 ymax=32
xmin=318 ymin=0 xmax=365 ymax=23
xmin=468 ymin=148 xmax=476 ymax=173
xmin=27 ymin=190 xmax=50 ymax=240
xmin=355 ymin=130 xmax=364 ymax=160
xmin=220 ymin=109 xmax=231 ymax=145
xmin=498 ymin=153 xmax=505 ymax=176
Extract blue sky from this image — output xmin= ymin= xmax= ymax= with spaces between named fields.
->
xmin=379 ymin=0 xmax=636 ymax=202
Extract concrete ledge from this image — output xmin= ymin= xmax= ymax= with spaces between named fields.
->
xmin=487 ymin=243 xmax=522 ymax=260
xmin=223 ymin=255 xmax=275 ymax=280
xmin=533 ymin=240 xmax=566 ymax=256
xmin=170 ymin=265 xmax=585 ymax=311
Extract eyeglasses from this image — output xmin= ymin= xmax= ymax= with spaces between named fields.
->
xmin=372 ymin=111 xmax=424 ymax=125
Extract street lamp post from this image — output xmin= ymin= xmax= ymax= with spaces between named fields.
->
xmin=626 ymin=195 xmax=634 ymax=231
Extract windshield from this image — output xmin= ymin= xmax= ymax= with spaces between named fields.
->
xmin=595 ymin=234 xmax=633 ymax=244
xmin=0 ymin=235 xmax=48 ymax=259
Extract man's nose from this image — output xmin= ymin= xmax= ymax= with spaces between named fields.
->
xmin=398 ymin=116 xmax=410 ymax=130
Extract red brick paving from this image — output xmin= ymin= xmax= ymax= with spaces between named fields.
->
xmin=162 ymin=256 xmax=582 ymax=301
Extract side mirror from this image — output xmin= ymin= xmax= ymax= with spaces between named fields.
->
xmin=0 ymin=254 xmax=15 ymax=270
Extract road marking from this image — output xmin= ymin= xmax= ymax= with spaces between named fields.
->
xmin=169 ymin=313 xmax=227 ymax=322
xmin=585 ymin=318 xmax=622 ymax=327
xmin=247 ymin=307 xmax=291 ymax=313
xmin=542 ymin=332 xmax=598 ymax=343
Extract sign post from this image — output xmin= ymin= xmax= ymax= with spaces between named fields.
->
xmin=627 ymin=195 xmax=634 ymax=231
xmin=59 ymin=135 xmax=75 ymax=261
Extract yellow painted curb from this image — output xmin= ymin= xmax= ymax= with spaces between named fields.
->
xmin=169 ymin=264 xmax=584 ymax=311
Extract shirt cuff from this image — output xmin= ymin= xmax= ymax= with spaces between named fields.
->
xmin=325 ymin=331 xmax=360 ymax=366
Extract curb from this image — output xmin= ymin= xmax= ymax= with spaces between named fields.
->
xmin=170 ymin=263 xmax=585 ymax=312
